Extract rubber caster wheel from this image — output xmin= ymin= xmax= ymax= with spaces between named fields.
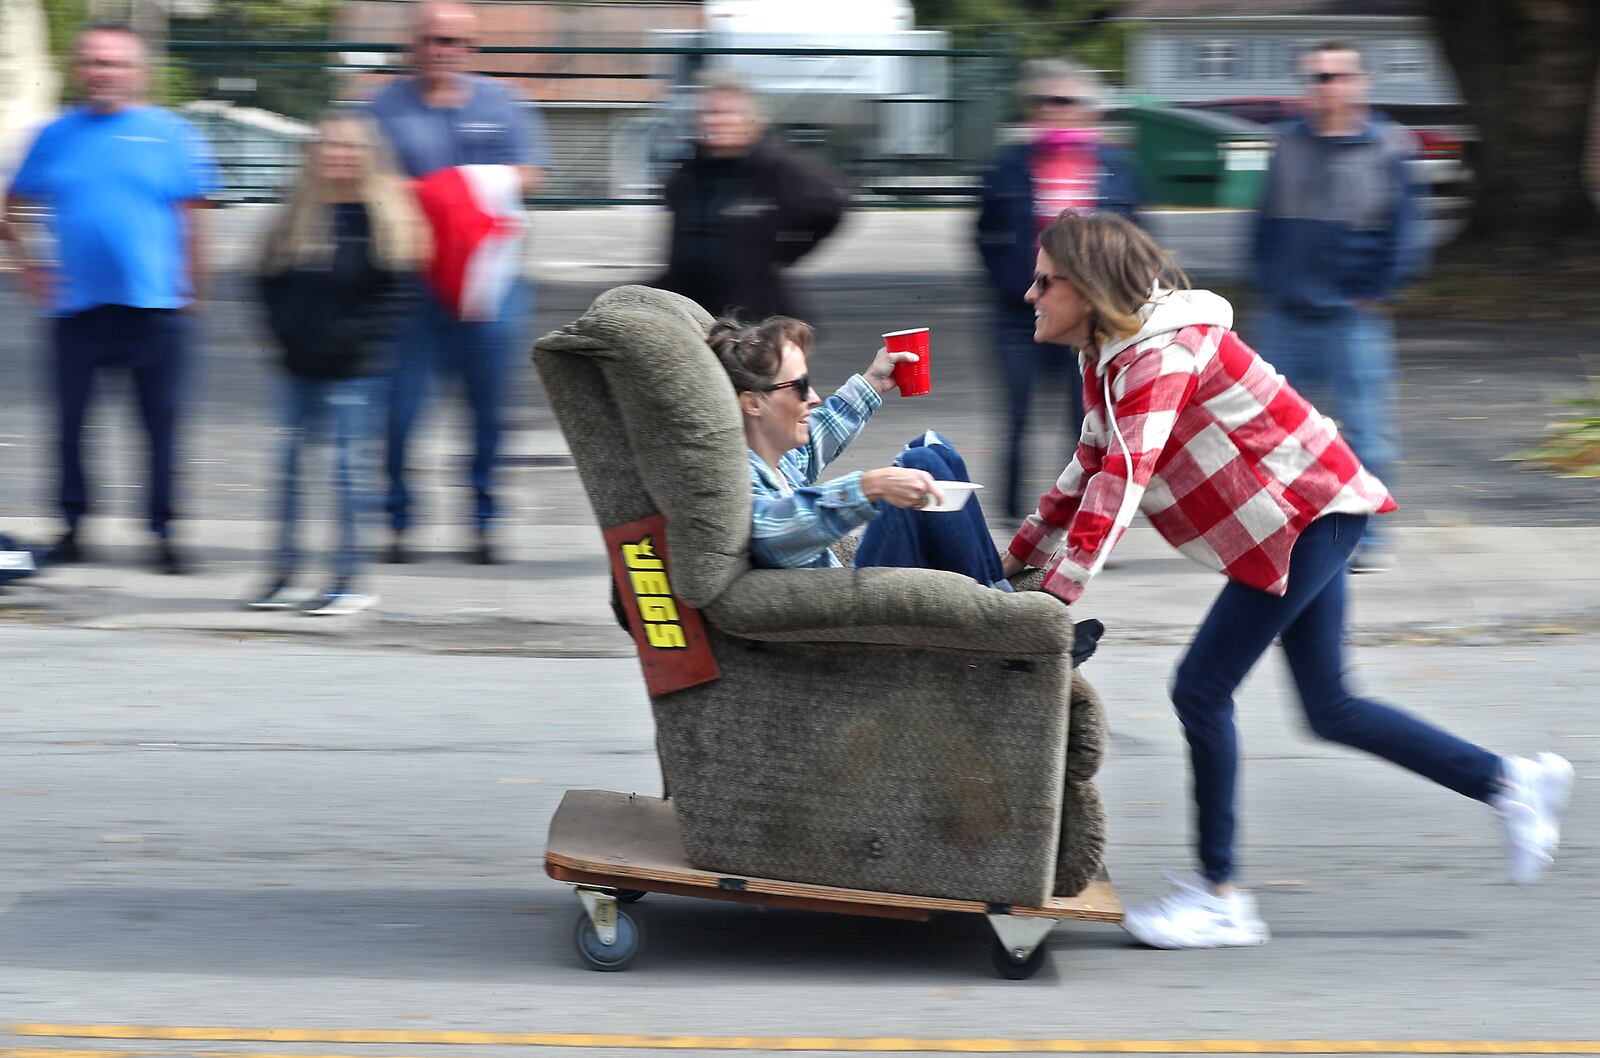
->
xmin=574 ymin=908 xmax=641 ymax=971
xmin=614 ymin=889 xmax=646 ymax=904
xmin=990 ymin=937 xmax=1048 ymax=979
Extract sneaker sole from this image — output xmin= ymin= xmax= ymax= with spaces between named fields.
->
xmin=304 ymin=598 xmax=377 ymax=617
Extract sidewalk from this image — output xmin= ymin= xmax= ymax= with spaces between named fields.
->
xmin=5 ymin=509 xmax=1597 ymax=656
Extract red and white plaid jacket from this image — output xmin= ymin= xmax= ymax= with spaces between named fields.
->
xmin=1009 ymin=289 xmax=1395 ymax=604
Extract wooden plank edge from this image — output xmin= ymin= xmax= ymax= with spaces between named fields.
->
xmin=545 ymin=853 xmax=1123 ymax=923
xmin=546 ymin=863 xmax=931 ymax=921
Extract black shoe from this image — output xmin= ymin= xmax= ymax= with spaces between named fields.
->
xmin=473 ymin=532 xmax=496 ymax=565
xmin=383 ymin=534 xmax=409 ymax=564
xmin=154 ymin=539 xmax=190 ymax=576
xmin=50 ymin=531 xmax=85 ymax=564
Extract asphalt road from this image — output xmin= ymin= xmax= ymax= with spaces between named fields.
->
xmin=0 ymin=626 xmax=1595 ymax=1049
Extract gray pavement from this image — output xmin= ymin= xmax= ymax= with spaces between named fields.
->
xmin=2 ymin=207 xmax=1597 ymax=1053
xmin=0 ymin=626 xmax=1596 ymax=1046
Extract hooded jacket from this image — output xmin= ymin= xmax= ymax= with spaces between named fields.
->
xmin=1009 ymin=288 xmax=1395 ymax=603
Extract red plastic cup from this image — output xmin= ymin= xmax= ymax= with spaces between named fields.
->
xmin=883 ymin=327 xmax=931 ymax=397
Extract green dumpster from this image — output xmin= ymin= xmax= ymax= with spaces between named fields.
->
xmin=1107 ymin=106 xmax=1276 ymax=208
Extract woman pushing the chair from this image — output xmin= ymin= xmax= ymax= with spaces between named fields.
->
xmin=711 ymin=209 xmax=1572 ymax=952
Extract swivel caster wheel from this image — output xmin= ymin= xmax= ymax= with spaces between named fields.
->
xmin=574 ymin=907 xmax=641 ymax=971
xmin=989 ymin=936 xmax=1048 ymax=979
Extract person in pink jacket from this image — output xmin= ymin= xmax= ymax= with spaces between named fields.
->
xmin=1001 ymin=209 xmax=1572 ymax=949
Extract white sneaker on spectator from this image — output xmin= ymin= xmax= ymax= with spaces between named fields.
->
xmin=1493 ymin=753 xmax=1574 ymax=885
xmin=1122 ymin=870 xmax=1270 ymax=949
xmin=302 ymin=583 xmax=377 ymax=617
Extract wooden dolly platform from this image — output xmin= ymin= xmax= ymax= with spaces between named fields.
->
xmin=544 ymin=788 xmax=1123 ymax=978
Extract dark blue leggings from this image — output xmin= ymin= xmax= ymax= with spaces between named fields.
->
xmin=854 ymin=432 xmax=1009 ymax=590
xmin=1173 ymin=513 xmax=1503 ymax=884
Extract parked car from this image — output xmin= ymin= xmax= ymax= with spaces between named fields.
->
xmin=1174 ymin=97 xmax=1474 ymax=203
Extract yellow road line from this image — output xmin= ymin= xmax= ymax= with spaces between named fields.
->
xmin=8 ymin=1030 xmax=1600 ymax=1055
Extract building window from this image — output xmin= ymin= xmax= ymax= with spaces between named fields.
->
xmin=1386 ymin=41 xmax=1426 ymax=80
xmin=1284 ymin=41 xmax=1307 ymax=79
xmin=1194 ymin=40 xmax=1240 ymax=81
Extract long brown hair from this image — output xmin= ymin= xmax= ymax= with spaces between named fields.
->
xmin=707 ymin=315 xmax=814 ymax=393
xmin=260 ymin=110 xmax=427 ymax=275
xmin=1038 ymin=210 xmax=1189 ymax=345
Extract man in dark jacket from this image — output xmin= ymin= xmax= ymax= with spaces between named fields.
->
xmin=1253 ymin=41 xmax=1425 ymax=574
xmin=658 ymin=71 xmax=849 ymax=322
xmin=976 ymin=59 xmax=1142 ymax=518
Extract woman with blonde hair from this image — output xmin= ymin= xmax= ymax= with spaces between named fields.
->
xmin=1003 ymin=209 xmax=1571 ymax=948
xmin=247 ymin=110 xmax=423 ymax=615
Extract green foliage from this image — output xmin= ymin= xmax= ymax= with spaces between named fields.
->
xmin=38 ymin=0 xmax=87 ymax=66
xmin=166 ymin=0 xmax=342 ymax=120
xmin=1520 ymin=391 xmax=1600 ymax=479
xmin=909 ymin=0 xmax=1127 ymax=79
xmin=33 ymin=0 xmax=337 ymax=119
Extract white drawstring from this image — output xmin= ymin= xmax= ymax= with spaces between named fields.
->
xmin=1084 ymin=357 xmax=1139 ymax=579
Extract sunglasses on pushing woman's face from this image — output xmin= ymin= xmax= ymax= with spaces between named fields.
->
xmin=1031 ymin=272 xmax=1073 ymax=295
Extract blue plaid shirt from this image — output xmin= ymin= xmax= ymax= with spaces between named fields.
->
xmin=748 ymin=374 xmax=882 ymax=569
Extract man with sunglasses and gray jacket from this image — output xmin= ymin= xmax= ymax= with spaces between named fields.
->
xmin=1254 ymin=41 xmax=1427 ymax=575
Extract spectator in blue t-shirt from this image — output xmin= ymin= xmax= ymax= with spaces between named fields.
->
xmin=368 ymin=0 xmax=551 ymax=566
xmin=1 ymin=22 xmax=218 ymax=575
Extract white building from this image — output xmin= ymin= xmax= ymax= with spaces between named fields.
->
xmin=1119 ymin=0 xmax=1462 ymax=107
xmin=0 ymin=0 xmax=59 ymax=175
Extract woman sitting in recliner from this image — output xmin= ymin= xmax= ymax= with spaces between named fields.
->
xmin=708 ymin=315 xmax=1010 ymax=588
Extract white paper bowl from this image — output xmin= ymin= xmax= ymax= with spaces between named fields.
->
xmin=923 ymin=481 xmax=983 ymax=513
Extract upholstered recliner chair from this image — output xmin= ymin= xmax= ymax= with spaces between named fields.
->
xmin=534 ymin=285 xmax=1109 ymax=908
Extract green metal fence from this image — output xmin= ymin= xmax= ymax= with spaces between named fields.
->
xmin=160 ymin=40 xmax=1012 ymax=207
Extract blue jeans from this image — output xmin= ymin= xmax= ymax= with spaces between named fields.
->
xmin=1258 ymin=306 xmax=1398 ymax=547
xmin=385 ymin=283 xmax=527 ymax=534
xmin=1172 ymin=513 xmax=1503 ymax=885
xmin=53 ymin=306 xmax=187 ymax=536
xmin=277 ymin=376 xmax=381 ymax=582
xmin=854 ymin=432 xmax=1010 ymax=590
xmin=996 ymin=304 xmax=1084 ymax=519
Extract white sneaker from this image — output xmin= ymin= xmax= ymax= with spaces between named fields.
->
xmin=1122 ymin=870 xmax=1270 ymax=949
xmin=1492 ymin=753 xmax=1574 ymax=885
xmin=302 ymin=585 xmax=377 ymax=617
xmin=244 ymin=576 xmax=314 ymax=611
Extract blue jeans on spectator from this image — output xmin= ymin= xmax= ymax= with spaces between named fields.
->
xmin=277 ymin=376 xmax=381 ymax=582
xmin=996 ymin=303 xmax=1084 ymax=519
xmin=53 ymin=306 xmax=187 ymax=537
xmin=1171 ymin=513 xmax=1503 ymax=885
xmin=855 ymin=432 xmax=1010 ymax=590
xmin=385 ymin=282 xmax=527 ymax=534
xmin=1258 ymin=305 xmax=1398 ymax=548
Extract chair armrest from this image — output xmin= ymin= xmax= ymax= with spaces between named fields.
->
xmin=704 ymin=565 xmax=1074 ymax=654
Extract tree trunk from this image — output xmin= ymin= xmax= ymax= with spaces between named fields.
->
xmin=1426 ymin=0 xmax=1600 ymax=254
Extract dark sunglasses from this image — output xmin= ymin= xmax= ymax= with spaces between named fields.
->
xmin=1307 ymin=70 xmax=1355 ymax=84
xmin=1031 ymin=272 xmax=1072 ymax=295
xmin=1031 ymin=94 xmax=1087 ymax=108
xmin=762 ymin=374 xmax=811 ymax=398
xmin=420 ymin=34 xmax=471 ymax=48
